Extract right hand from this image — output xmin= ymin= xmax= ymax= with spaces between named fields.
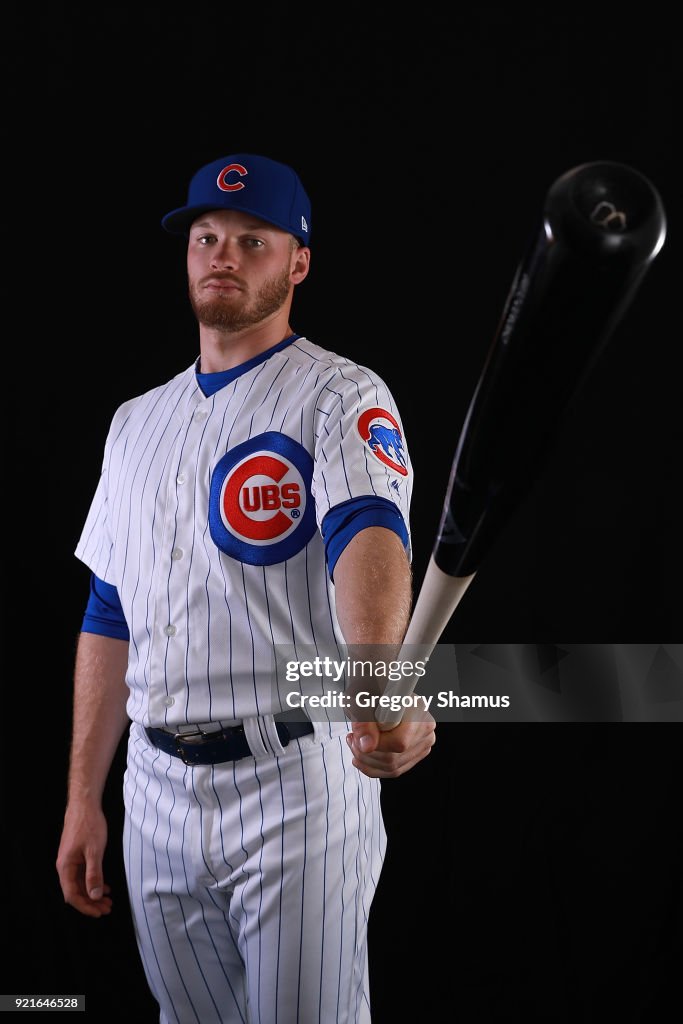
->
xmin=56 ymin=802 xmax=112 ymax=918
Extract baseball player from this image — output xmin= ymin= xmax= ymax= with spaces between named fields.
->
xmin=56 ymin=152 xmax=436 ymax=1023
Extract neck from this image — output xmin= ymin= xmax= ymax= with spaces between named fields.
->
xmin=198 ymin=313 xmax=294 ymax=373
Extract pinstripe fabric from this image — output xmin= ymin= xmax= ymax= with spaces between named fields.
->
xmin=75 ymin=338 xmax=412 ymax=729
xmin=77 ymin=337 xmax=411 ymax=1022
xmin=124 ymin=723 xmax=385 ymax=1023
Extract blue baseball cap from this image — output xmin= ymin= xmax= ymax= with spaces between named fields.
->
xmin=161 ymin=153 xmax=311 ymax=244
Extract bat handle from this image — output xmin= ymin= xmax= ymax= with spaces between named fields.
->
xmin=375 ymin=557 xmax=476 ymax=731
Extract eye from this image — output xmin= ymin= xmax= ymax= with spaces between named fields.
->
xmin=196 ymin=234 xmax=216 ymax=245
xmin=244 ymin=237 xmax=266 ymax=249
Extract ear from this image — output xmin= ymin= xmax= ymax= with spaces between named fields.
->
xmin=291 ymin=246 xmax=311 ymax=285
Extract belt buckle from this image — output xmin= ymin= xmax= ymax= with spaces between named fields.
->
xmin=173 ymin=726 xmax=214 ymax=765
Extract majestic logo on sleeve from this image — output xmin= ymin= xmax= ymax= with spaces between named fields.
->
xmin=209 ymin=433 xmax=316 ymax=564
xmin=357 ymin=407 xmax=408 ymax=477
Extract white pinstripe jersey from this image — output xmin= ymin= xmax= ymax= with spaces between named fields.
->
xmin=75 ymin=336 xmax=412 ymax=729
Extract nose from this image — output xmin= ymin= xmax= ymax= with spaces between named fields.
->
xmin=209 ymin=237 xmax=240 ymax=271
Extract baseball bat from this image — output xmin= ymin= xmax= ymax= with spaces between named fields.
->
xmin=375 ymin=160 xmax=667 ymax=729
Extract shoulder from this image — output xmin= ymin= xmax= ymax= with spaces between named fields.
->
xmin=106 ymin=363 xmax=197 ymax=437
xmin=290 ymin=337 xmax=396 ymax=396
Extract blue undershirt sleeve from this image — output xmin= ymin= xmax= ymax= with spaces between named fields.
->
xmin=321 ymin=496 xmax=410 ymax=582
xmin=81 ymin=573 xmax=130 ymax=641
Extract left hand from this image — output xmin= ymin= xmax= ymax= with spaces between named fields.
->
xmin=346 ymin=712 xmax=436 ymax=778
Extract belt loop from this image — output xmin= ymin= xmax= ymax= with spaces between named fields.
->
xmin=261 ymin=714 xmax=289 ymax=756
xmin=241 ymin=717 xmax=270 ymax=758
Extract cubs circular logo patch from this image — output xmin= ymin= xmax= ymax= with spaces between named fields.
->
xmin=357 ymin=407 xmax=409 ymax=477
xmin=209 ymin=432 xmax=316 ymax=564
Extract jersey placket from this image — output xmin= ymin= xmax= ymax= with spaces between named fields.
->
xmin=147 ymin=388 xmax=212 ymax=726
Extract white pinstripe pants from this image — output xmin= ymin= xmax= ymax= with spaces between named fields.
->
xmin=122 ymin=721 xmax=387 ymax=1024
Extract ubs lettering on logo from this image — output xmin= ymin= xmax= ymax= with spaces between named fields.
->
xmin=209 ymin=433 xmax=316 ymax=564
xmin=357 ymin=407 xmax=409 ymax=477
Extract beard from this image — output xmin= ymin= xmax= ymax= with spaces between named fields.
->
xmin=189 ymin=264 xmax=293 ymax=332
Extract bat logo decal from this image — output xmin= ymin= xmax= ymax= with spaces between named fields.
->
xmin=590 ymin=201 xmax=627 ymax=232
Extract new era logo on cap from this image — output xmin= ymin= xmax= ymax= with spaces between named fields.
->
xmin=161 ymin=153 xmax=312 ymax=244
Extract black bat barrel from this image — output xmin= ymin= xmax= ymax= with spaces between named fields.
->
xmin=435 ymin=160 xmax=667 ymax=578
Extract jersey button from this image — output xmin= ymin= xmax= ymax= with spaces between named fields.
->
xmin=177 ymin=473 xmax=186 ymax=485
xmin=163 ymin=696 xmax=175 ymax=707
xmin=194 ymin=409 xmax=208 ymax=422
xmin=171 ymin=547 xmax=183 ymax=560
xmin=163 ymin=624 xmax=177 ymax=637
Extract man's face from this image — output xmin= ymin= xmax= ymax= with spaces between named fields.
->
xmin=187 ymin=209 xmax=306 ymax=332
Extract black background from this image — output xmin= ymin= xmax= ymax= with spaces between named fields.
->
xmin=5 ymin=3 xmax=682 ymax=1021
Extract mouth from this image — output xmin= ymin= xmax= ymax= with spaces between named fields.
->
xmin=203 ymin=278 xmax=242 ymax=293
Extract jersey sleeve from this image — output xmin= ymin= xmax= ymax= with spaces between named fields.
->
xmin=73 ymin=405 xmax=128 ymax=586
xmin=321 ymin=495 xmax=410 ymax=580
xmin=312 ymin=364 xmax=412 ymax=559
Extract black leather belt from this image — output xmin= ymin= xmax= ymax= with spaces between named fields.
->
xmin=145 ymin=717 xmax=314 ymax=765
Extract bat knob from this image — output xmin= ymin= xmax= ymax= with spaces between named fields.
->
xmin=545 ymin=160 xmax=667 ymax=262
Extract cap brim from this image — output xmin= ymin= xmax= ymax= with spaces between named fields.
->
xmin=161 ymin=205 xmax=222 ymax=235
xmin=161 ymin=204 xmax=309 ymax=242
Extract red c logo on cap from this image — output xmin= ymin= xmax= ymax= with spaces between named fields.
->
xmin=217 ymin=163 xmax=248 ymax=192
